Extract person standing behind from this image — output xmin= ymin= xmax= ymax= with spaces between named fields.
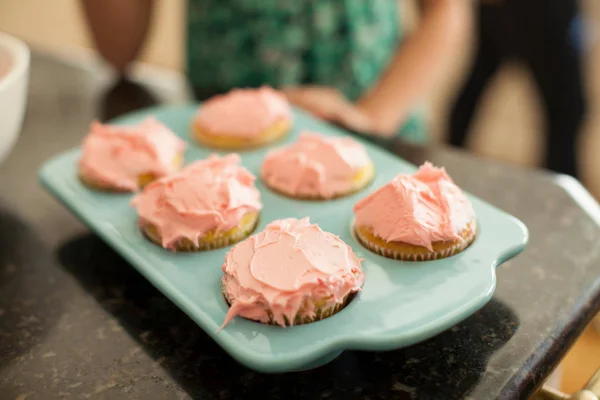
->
xmin=448 ymin=0 xmax=587 ymax=179
xmin=81 ymin=0 xmax=468 ymax=143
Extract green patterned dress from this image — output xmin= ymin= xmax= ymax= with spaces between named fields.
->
xmin=186 ymin=0 xmax=425 ymax=143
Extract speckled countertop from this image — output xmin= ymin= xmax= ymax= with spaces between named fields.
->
xmin=0 ymin=54 xmax=599 ymax=400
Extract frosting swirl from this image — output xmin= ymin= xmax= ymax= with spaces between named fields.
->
xmin=193 ymin=86 xmax=292 ymax=137
xmin=131 ymin=154 xmax=262 ymax=249
xmin=221 ymin=218 xmax=364 ymax=328
xmin=78 ymin=117 xmax=186 ymax=191
xmin=353 ymin=162 xmax=475 ymax=250
xmin=261 ymin=133 xmax=372 ymax=198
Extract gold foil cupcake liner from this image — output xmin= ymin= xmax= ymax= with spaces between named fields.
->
xmin=355 ymin=223 xmax=477 ymax=261
xmin=142 ymin=212 xmax=259 ymax=252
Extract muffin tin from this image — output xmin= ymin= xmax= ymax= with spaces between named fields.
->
xmin=39 ymin=104 xmax=529 ymax=373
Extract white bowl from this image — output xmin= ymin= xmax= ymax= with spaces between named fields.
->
xmin=0 ymin=32 xmax=29 ymax=164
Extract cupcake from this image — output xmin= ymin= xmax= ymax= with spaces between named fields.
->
xmin=261 ymin=133 xmax=375 ymax=200
xmin=220 ymin=218 xmax=364 ymax=328
xmin=131 ymin=154 xmax=262 ymax=251
xmin=353 ymin=162 xmax=476 ymax=261
xmin=78 ymin=117 xmax=186 ymax=192
xmin=192 ymin=86 xmax=292 ymax=150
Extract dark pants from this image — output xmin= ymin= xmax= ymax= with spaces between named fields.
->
xmin=449 ymin=0 xmax=587 ymax=178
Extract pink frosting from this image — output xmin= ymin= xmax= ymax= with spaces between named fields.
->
xmin=131 ymin=154 xmax=262 ymax=249
xmin=193 ymin=86 xmax=292 ymax=137
xmin=261 ymin=133 xmax=372 ymax=198
xmin=353 ymin=162 xmax=475 ymax=251
xmin=220 ymin=218 xmax=364 ymax=329
xmin=78 ymin=117 xmax=186 ymax=191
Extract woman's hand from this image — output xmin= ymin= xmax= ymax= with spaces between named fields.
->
xmin=281 ymin=86 xmax=391 ymax=137
xmin=356 ymin=0 xmax=470 ymax=138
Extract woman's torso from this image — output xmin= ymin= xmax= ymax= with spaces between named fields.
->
xmin=186 ymin=0 xmax=425 ymax=142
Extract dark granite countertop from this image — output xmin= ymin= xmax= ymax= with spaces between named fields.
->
xmin=1 ymin=53 xmax=600 ymax=400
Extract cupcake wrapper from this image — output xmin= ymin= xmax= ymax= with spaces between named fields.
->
xmin=142 ymin=213 xmax=259 ymax=252
xmin=222 ymin=284 xmax=354 ymax=327
xmin=356 ymin=224 xmax=476 ymax=261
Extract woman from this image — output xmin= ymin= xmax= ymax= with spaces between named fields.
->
xmin=81 ymin=0 xmax=466 ymax=142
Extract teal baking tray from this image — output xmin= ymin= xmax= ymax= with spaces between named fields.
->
xmin=39 ymin=104 xmax=528 ymax=373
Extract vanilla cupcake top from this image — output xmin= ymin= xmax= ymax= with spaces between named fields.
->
xmin=220 ymin=218 xmax=364 ymax=328
xmin=353 ymin=162 xmax=475 ymax=250
xmin=131 ymin=154 xmax=262 ymax=249
xmin=261 ymin=133 xmax=372 ymax=198
xmin=78 ymin=118 xmax=186 ymax=191
xmin=193 ymin=86 xmax=292 ymax=137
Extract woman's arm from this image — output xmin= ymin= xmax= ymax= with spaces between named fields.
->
xmin=357 ymin=0 xmax=470 ymax=136
xmin=80 ymin=0 xmax=155 ymax=73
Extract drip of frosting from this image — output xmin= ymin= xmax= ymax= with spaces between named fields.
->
xmin=78 ymin=117 xmax=186 ymax=191
xmin=131 ymin=154 xmax=262 ymax=249
xmin=220 ymin=218 xmax=364 ymax=328
xmin=353 ymin=162 xmax=475 ymax=250
xmin=193 ymin=86 xmax=292 ymax=137
xmin=261 ymin=133 xmax=372 ymax=198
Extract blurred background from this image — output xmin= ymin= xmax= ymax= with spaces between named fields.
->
xmin=2 ymin=0 xmax=600 ymax=197
xmin=0 ymin=0 xmax=599 ymax=394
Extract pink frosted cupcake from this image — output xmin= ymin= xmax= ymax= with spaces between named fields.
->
xmin=131 ymin=154 xmax=262 ymax=252
xmin=354 ymin=162 xmax=477 ymax=261
xmin=261 ymin=133 xmax=375 ymax=200
xmin=220 ymin=218 xmax=364 ymax=328
xmin=78 ymin=117 xmax=186 ymax=192
xmin=192 ymin=86 xmax=292 ymax=150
